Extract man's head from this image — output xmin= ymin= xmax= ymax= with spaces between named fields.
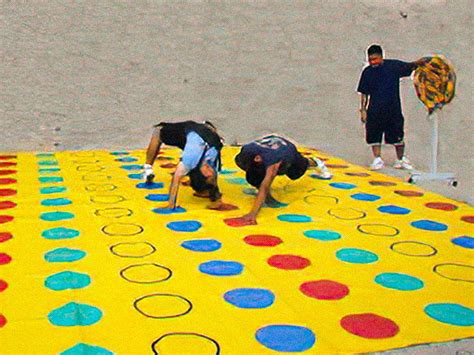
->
xmin=189 ymin=165 xmax=221 ymax=201
xmin=367 ymin=44 xmax=383 ymax=67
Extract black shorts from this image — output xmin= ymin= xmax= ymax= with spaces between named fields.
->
xmin=366 ymin=113 xmax=404 ymax=145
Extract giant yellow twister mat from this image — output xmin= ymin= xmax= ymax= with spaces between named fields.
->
xmin=0 ymin=147 xmax=473 ymax=354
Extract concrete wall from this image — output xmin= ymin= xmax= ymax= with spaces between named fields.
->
xmin=1 ymin=0 xmax=472 ymax=203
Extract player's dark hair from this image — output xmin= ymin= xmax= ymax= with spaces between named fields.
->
xmin=367 ymin=44 xmax=383 ymax=56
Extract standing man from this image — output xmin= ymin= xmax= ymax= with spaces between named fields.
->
xmin=143 ymin=120 xmax=224 ymax=209
xmin=357 ymin=44 xmax=428 ymax=170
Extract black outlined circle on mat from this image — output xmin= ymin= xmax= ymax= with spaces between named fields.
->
xmin=433 ymin=263 xmax=474 ymax=283
xmin=85 ymin=183 xmax=117 ymax=192
xmin=152 ymin=332 xmax=220 ymax=354
xmin=95 ymin=208 xmax=133 ymax=218
xmin=111 ymin=242 xmax=156 ymax=258
xmin=120 ymin=263 xmax=171 ymax=283
xmin=134 ymin=293 xmax=192 ymax=319
xmin=304 ymin=194 xmax=339 ymax=205
xmin=328 ymin=207 xmax=366 ymax=220
xmin=357 ymin=224 xmax=400 ymax=237
xmin=102 ymin=223 xmax=143 ymax=236
xmin=391 ymin=241 xmax=437 ymax=257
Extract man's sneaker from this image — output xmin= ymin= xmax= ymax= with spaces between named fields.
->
xmin=143 ymin=164 xmax=155 ymax=183
xmin=310 ymin=157 xmax=333 ymax=179
xmin=394 ymin=157 xmax=414 ymax=170
xmin=370 ymin=157 xmax=384 ymax=170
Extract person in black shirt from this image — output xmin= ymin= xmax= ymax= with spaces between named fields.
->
xmin=143 ymin=120 xmax=224 ymax=209
xmin=357 ymin=44 xmax=428 ymax=170
xmin=234 ymin=134 xmax=331 ymax=224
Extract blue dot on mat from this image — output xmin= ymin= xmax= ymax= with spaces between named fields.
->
xmin=378 ymin=205 xmax=411 ymax=215
xmin=38 ymin=160 xmax=59 ymax=166
xmin=40 ymin=211 xmax=75 ymax=222
xmin=41 ymin=198 xmax=72 ymax=207
xmin=145 ymin=193 xmax=169 ymax=202
xmin=45 ymin=271 xmax=91 ymax=291
xmin=110 ymin=151 xmax=129 ymax=156
xmin=351 ymin=193 xmax=381 ymax=202
xmin=425 ymin=303 xmax=474 ymax=326
xmin=48 ymin=302 xmax=102 ymax=326
xmin=375 ymin=272 xmax=424 ymax=291
xmin=39 ymin=176 xmax=64 ymax=183
xmin=121 ymin=164 xmax=142 ymax=171
xmin=44 ymin=248 xmax=86 ymax=263
xmin=60 ymin=343 xmax=113 ymax=355
xmin=220 ymin=169 xmax=237 ymax=175
xmin=451 ymin=236 xmax=474 ymax=249
xmin=255 ymin=325 xmax=316 ymax=352
xmin=336 ymin=248 xmax=379 ymax=264
xmin=41 ymin=227 xmax=80 ymax=240
xmin=264 ymin=200 xmax=288 ymax=208
xmin=36 ymin=153 xmax=55 ymax=158
xmin=40 ymin=186 xmax=67 ymax=194
xmin=278 ymin=214 xmax=312 ymax=223
xmin=136 ymin=182 xmax=164 ymax=189
xmin=181 ymin=239 xmax=222 ymax=252
xmin=227 ymin=177 xmax=247 ymax=185
xmin=39 ymin=168 xmax=61 ymax=174
xmin=199 ymin=260 xmax=243 ymax=276
xmin=224 ymin=288 xmax=275 ymax=309
xmin=152 ymin=206 xmax=186 ymax=214
xmin=411 ymin=220 xmax=448 ymax=231
xmin=128 ymin=173 xmax=142 ymax=180
xmin=167 ymin=220 xmax=202 ymax=232
xmin=115 ymin=157 xmax=138 ymax=163
xmin=330 ymin=182 xmax=356 ymax=190
xmin=304 ymin=230 xmax=341 ymax=241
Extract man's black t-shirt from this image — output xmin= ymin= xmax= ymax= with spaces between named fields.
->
xmin=357 ymin=59 xmax=415 ymax=118
xmin=156 ymin=121 xmax=222 ymax=150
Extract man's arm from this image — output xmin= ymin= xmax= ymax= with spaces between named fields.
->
xmin=167 ymin=162 xmax=188 ymax=209
xmin=241 ymin=162 xmax=280 ymax=223
xmin=360 ymin=94 xmax=369 ymax=123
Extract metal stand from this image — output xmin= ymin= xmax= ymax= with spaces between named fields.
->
xmin=408 ymin=111 xmax=457 ymax=186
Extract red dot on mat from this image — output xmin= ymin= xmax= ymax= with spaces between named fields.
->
xmin=425 ymin=202 xmax=458 ymax=211
xmin=369 ymin=181 xmax=397 ymax=186
xmin=394 ymin=190 xmax=424 ymax=197
xmin=244 ymin=235 xmax=283 ymax=247
xmin=0 ymin=216 xmax=14 ymax=224
xmin=300 ymin=280 xmax=350 ymax=300
xmin=0 ymin=178 xmax=16 ymax=185
xmin=0 ymin=232 xmax=13 ymax=243
xmin=0 ymin=253 xmax=12 ymax=265
xmin=345 ymin=172 xmax=371 ymax=177
xmin=461 ymin=216 xmax=474 ymax=224
xmin=0 ymin=280 xmax=8 ymax=292
xmin=0 ymin=189 xmax=17 ymax=197
xmin=0 ymin=201 xmax=16 ymax=210
xmin=0 ymin=314 xmax=7 ymax=327
xmin=340 ymin=313 xmax=399 ymax=339
xmin=325 ymin=164 xmax=349 ymax=169
xmin=160 ymin=163 xmax=177 ymax=169
xmin=267 ymin=254 xmax=310 ymax=270
xmin=0 ymin=155 xmax=17 ymax=160
xmin=0 ymin=162 xmax=16 ymax=167
xmin=0 ymin=170 xmax=16 ymax=176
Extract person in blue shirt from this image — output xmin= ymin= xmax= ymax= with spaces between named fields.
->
xmin=234 ymin=134 xmax=331 ymax=224
xmin=357 ymin=44 xmax=428 ymax=170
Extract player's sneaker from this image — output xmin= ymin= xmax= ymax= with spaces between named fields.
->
xmin=394 ymin=156 xmax=414 ymax=170
xmin=370 ymin=157 xmax=384 ymax=170
xmin=143 ymin=164 xmax=155 ymax=183
xmin=310 ymin=157 xmax=333 ymax=179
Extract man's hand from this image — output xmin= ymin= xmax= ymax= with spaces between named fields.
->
xmin=239 ymin=213 xmax=257 ymax=225
xmin=360 ymin=109 xmax=367 ymax=123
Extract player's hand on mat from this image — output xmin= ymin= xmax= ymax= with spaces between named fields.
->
xmin=240 ymin=213 xmax=257 ymax=225
xmin=360 ymin=109 xmax=367 ymax=123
